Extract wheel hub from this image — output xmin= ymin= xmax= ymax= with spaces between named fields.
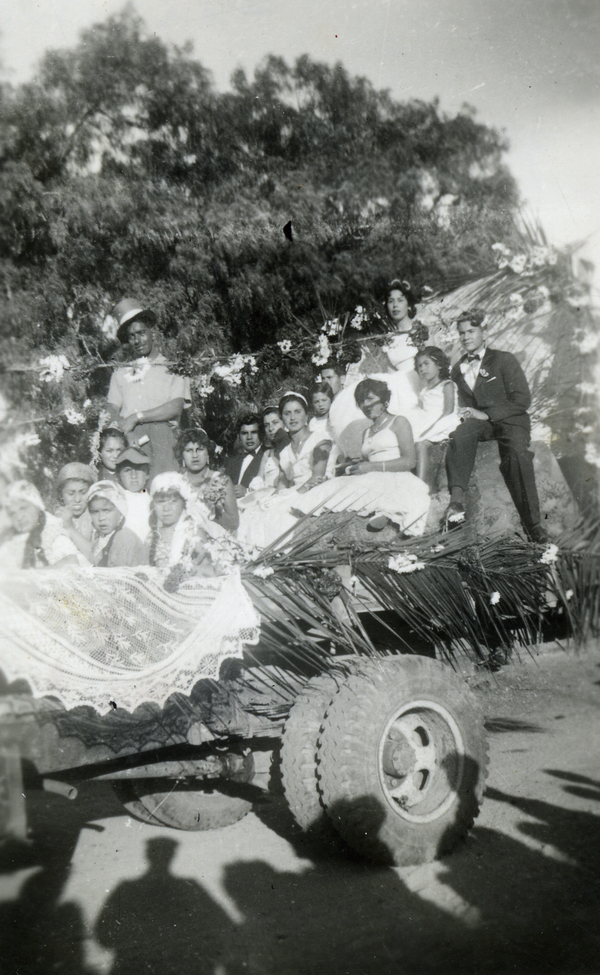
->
xmin=378 ymin=701 xmax=465 ymax=822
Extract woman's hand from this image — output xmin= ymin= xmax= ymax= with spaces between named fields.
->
xmin=346 ymin=461 xmax=371 ymax=476
xmin=298 ymin=479 xmax=318 ymax=494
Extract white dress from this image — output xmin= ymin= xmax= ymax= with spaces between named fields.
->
xmin=293 ymin=416 xmax=430 ymax=536
xmin=308 ymin=415 xmax=340 ymax=477
xmin=237 ymin=431 xmax=333 ymax=551
xmin=0 ymin=513 xmax=83 ymax=569
xmin=328 ymin=333 xmax=421 ymax=458
xmin=412 ymin=381 xmax=460 ymax=442
xmin=123 ymin=490 xmax=151 ymax=542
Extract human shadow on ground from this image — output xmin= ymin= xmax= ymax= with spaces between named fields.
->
xmin=95 ymin=836 xmax=235 ymax=975
xmin=234 ymin=759 xmax=600 ymax=975
xmin=435 ymin=770 xmax=600 ymax=975
xmin=3 ymin=758 xmax=600 ymax=975
xmin=0 ymin=781 xmax=123 ymax=974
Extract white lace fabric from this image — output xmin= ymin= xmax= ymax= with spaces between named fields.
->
xmin=0 ymin=566 xmax=260 ymax=713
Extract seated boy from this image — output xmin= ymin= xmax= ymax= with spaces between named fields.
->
xmin=444 ymin=310 xmax=546 ymax=542
xmin=115 ymin=447 xmax=152 ymax=542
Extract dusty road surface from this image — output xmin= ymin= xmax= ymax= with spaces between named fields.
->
xmin=1 ymin=644 xmax=600 ymax=975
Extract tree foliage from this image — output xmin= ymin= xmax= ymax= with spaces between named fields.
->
xmin=0 ymin=7 xmax=595 ymax=492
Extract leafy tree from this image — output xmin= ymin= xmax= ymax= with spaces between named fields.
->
xmin=0 ymin=7 xmax=595 ymax=499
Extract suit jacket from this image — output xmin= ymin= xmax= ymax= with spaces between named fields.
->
xmin=225 ymin=446 xmax=266 ymax=487
xmin=451 ymin=348 xmax=531 ymax=428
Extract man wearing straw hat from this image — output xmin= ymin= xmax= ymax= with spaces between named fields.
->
xmin=106 ymin=299 xmax=191 ymax=483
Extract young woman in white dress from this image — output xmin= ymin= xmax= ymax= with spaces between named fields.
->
xmin=293 ymin=379 xmax=430 ymax=535
xmin=237 ymin=393 xmax=333 ymax=550
xmin=327 ymin=280 xmax=426 ymax=457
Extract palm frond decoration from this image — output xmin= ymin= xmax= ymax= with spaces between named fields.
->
xmin=238 ymin=510 xmax=600 ymax=706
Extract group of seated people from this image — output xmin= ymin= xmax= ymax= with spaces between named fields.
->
xmin=0 ymin=343 xmax=461 ymax=577
xmin=0 ymin=289 xmax=548 ymax=577
xmin=0 ymin=429 xmax=244 ymax=579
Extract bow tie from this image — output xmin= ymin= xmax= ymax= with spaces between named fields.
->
xmin=465 ymin=352 xmax=481 ymax=362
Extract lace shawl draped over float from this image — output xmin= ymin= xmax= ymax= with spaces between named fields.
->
xmin=0 ymin=566 xmax=260 ymax=713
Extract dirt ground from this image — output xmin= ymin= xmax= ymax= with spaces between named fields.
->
xmin=1 ymin=643 xmax=600 ymax=975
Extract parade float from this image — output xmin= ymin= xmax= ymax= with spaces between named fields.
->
xmin=1 ymin=235 xmax=599 ymax=867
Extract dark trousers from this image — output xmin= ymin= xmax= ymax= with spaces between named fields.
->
xmin=446 ymin=418 xmax=541 ymax=533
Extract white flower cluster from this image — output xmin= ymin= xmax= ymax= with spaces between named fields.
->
xmin=322 ymin=318 xmax=342 ymax=336
xmin=252 ymin=565 xmax=274 ymax=578
xmin=195 ymin=374 xmax=215 ymax=399
xmin=492 ymin=242 xmax=557 ymax=274
xmin=277 ymin=340 xmax=292 ymax=354
xmin=213 ymin=354 xmax=258 ymax=387
xmin=64 ymin=408 xmax=86 ymax=426
xmin=388 ymin=552 xmax=426 ymax=574
xmin=490 ymin=591 xmax=501 ymax=605
xmin=506 ymin=292 xmax=525 ymax=322
xmin=39 ymin=354 xmax=70 ymax=383
xmin=539 ymin=543 xmax=559 ymax=565
xmin=124 ymin=358 xmax=152 ymax=384
xmin=349 ymin=306 xmax=367 ymax=330
xmin=575 ymin=331 xmax=600 ymax=356
xmin=312 ymin=333 xmax=332 ymax=366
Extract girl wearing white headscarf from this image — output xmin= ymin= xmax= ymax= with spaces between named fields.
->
xmin=146 ymin=472 xmax=244 ymax=580
xmin=1 ymin=480 xmax=82 ymax=569
xmin=55 ymin=462 xmax=97 ymax=562
xmin=87 ymin=480 xmax=148 ymax=568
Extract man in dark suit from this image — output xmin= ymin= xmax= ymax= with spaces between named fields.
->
xmin=225 ymin=413 xmax=266 ymax=498
xmin=444 ymin=310 xmax=546 ymax=542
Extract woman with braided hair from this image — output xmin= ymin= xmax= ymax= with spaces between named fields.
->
xmin=0 ymin=481 xmax=82 ymax=569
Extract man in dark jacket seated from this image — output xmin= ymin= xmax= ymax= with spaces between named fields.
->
xmin=444 ymin=310 xmax=546 ymax=542
xmin=225 ymin=413 xmax=266 ymax=499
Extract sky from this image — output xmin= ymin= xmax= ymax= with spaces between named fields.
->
xmin=2 ymin=0 xmax=600 ymax=284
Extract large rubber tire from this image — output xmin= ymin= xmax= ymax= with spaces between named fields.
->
xmin=317 ymin=656 xmax=488 ymax=866
xmin=280 ymin=672 xmax=345 ymax=830
xmin=113 ymin=754 xmax=255 ymax=830
xmin=113 ymin=780 xmax=252 ymax=830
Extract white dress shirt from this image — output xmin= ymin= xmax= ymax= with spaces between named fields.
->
xmin=460 ymin=346 xmax=486 ymax=391
xmin=237 ymin=447 xmax=261 ymax=484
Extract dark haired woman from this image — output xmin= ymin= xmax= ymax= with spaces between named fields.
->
xmin=412 ymin=347 xmax=460 ymax=486
xmin=276 ymin=392 xmax=332 ymax=491
xmin=293 ymin=379 xmax=430 ymax=535
xmin=177 ymin=428 xmax=239 ymax=533
xmin=328 ymin=280 xmax=427 ymax=457
xmin=1 ymin=480 xmax=81 ymax=569
xmin=377 ymin=279 xmax=426 ymax=408
xmin=237 ymin=392 xmax=333 ymax=550
xmin=97 ymin=427 xmax=127 ymax=482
